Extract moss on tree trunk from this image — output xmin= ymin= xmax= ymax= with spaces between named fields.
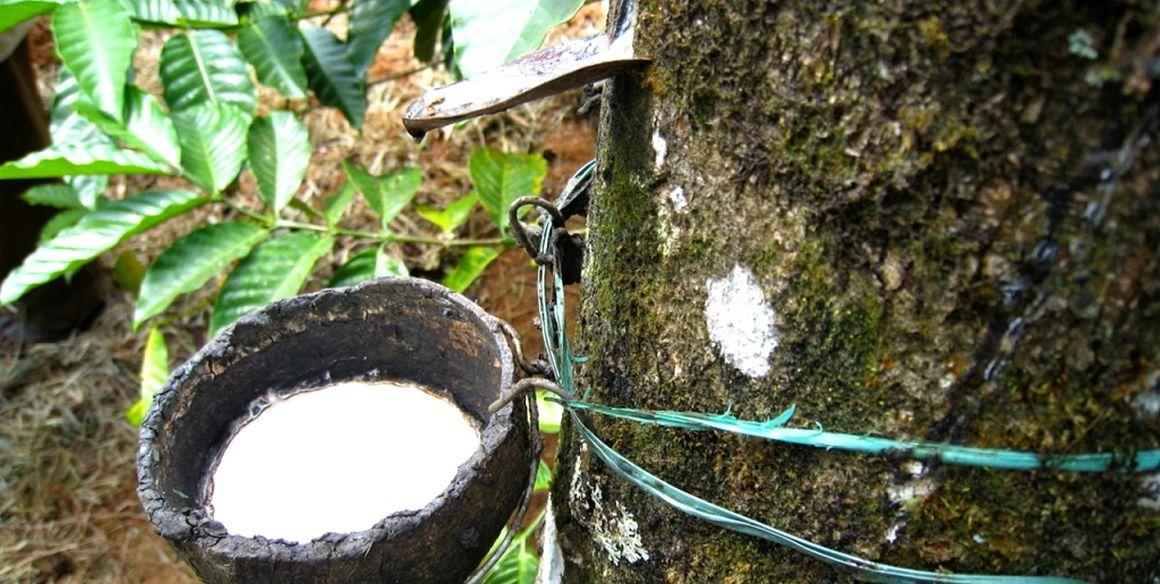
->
xmin=553 ymin=0 xmax=1159 ymax=581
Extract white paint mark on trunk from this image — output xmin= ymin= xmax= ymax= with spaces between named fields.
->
xmin=704 ymin=265 xmax=778 ymax=378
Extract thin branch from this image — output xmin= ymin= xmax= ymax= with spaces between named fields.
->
xmin=275 ymin=219 xmax=331 ymax=233
xmin=274 ymin=219 xmax=516 ymax=248
xmin=387 ymin=233 xmax=513 ymax=247
xmin=369 ymin=65 xmax=433 ymax=87
xmin=219 ymin=200 xmax=271 ymax=225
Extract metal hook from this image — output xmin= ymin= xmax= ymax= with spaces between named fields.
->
xmin=495 ymin=318 xmax=552 ymax=378
xmin=489 ymin=378 xmax=573 ymax=415
xmin=508 ymin=197 xmax=565 ymax=261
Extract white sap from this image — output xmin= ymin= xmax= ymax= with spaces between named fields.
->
xmin=209 ymin=380 xmax=481 ymax=543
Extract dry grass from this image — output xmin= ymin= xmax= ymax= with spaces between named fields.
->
xmin=0 ymin=297 xmax=202 ymax=583
xmin=0 ymin=3 xmax=602 ymax=581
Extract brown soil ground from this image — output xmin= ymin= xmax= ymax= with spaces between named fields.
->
xmin=0 ymin=3 xmax=602 ymax=581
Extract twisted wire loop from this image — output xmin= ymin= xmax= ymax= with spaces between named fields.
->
xmin=509 ymin=196 xmax=565 ymax=261
xmin=495 ymin=317 xmax=552 ymax=379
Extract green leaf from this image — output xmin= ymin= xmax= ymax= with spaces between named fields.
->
xmin=321 ymin=183 xmax=356 ymax=227
xmin=328 ymin=245 xmax=407 ymax=289
xmin=134 ymin=221 xmax=268 ymax=328
xmin=160 ymin=30 xmax=257 ymax=115
xmin=480 ymin=520 xmax=539 ymax=584
xmin=449 ymin=0 xmax=582 ymax=78
xmin=533 ymin=459 xmax=551 ymax=491
xmin=209 ymin=232 xmax=333 ymax=337
xmin=73 ymin=86 xmax=182 ymax=167
xmin=299 ymin=24 xmax=366 ymax=128
xmin=374 ymin=245 xmax=408 ymax=277
xmin=66 ymin=175 xmax=108 ymax=210
xmin=172 ymin=103 xmax=249 ymax=193
xmin=52 ymin=0 xmax=138 ymax=119
xmin=38 ymin=208 xmax=88 ymax=244
xmin=247 ymin=111 xmax=310 ymax=214
xmin=0 ymin=142 xmax=172 ymax=179
xmin=0 ymin=1 xmax=62 ymax=33
xmin=0 ymin=190 xmax=204 ymax=305
xmin=113 ymin=249 xmax=147 ymax=293
xmin=346 ymin=0 xmax=409 ymax=76
xmin=536 ymin=390 xmax=563 ymax=433
xmin=416 ymin=192 xmax=477 ymax=233
xmin=468 ymin=147 xmax=546 ymax=234
xmin=238 ymin=16 xmax=308 ymax=99
xmin=328 ymin=247 xmax=376 ymax=288
xmin=442 ymin=246 xmax=499 ymax=293
xmin=22 ymin=184 xmax=82 ymax=209
xmin=409 ymin=0 xmax=447 ymax=64
xmin=287 ymin=198 xmax=323 ymax=220
xmin=342 ymin=161 xmax=422 ymax=229
xmin=127 ymin=0 xmax=237 ymax=27
xmin=125 ymin=327 xmax=168 ymax=426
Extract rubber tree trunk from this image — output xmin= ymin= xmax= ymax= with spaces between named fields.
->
xmin=553 ymin=0 xmax=1159 ymax=581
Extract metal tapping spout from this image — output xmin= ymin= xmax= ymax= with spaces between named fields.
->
xmin=402 ymin=0 xmax=648 ymax=140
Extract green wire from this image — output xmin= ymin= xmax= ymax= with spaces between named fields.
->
xmin=558 ymin=401 xmax=1160 ymax=473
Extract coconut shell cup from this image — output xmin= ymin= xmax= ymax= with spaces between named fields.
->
xmin=137 ymin=277 xmax=529 ymax=583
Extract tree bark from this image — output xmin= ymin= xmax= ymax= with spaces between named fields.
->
xmin=554 ymin=0 xmax=1159 ymax=581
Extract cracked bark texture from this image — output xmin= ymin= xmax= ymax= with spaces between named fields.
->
xmin=553 ymin=0 xmax=1159 ymax=581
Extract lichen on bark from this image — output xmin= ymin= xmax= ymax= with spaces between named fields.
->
xmin=554 ymin=0 xmax=1159 ymax=581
